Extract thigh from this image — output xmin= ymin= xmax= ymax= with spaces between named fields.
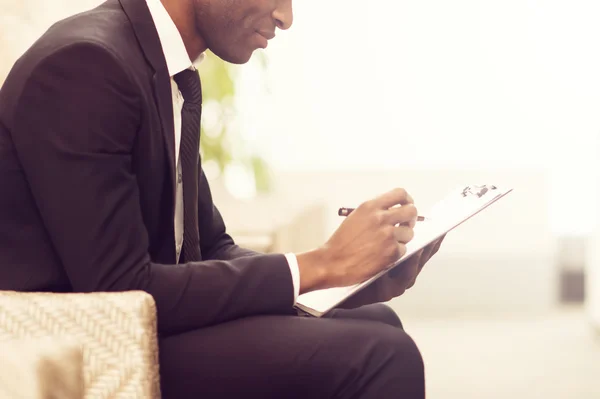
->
xmin=325 ymin=303 xmax=404 ymax=329
xmin=159 ymin=310 xmax=421 ymax=399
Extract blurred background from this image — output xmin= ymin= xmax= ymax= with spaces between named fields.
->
xmin=2 ymin=0 xmax=599 ymax=397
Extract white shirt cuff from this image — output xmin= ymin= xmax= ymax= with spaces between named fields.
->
xmin=284 ymin=253 xmax=300 ymax=304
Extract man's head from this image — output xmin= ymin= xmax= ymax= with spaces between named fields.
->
xmin=166 ymin=0 xmax=293 ymax=64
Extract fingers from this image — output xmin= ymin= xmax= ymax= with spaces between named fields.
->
xmin=372 ymin=271 xmax=406 ymax=302
xmin=384 ymin=204 xmax=418 ymax=226
xmin=404 ymin=251 xmax=423 ymax=290
xmin=405 ymin=278 xmax=418 ymax=290
xmin=421 ymin=240 xmax=437 ymax=262
xmin=410 ymin=236 xmax=446 ymax=289
xmin=382 ymin=280 xmax=405 ymax=302
xmin=394 ymin=225 xmax=414 ymax=244
xmin=430 ymin=236 xmax=444 ymax=257
xmin=372 ymin=188 xmax=414 ymax=209
xmin=386 ymin=252 xmax=422 ymax=297
xmin=397 ymin=242 xmax=407 ymax=259
xmin=420 ymin=235 xmax=445 ymax=264
xmin=389 ymin=249 xmax=421 ymax=277
xmin=358 ymin=188 xmax=417 ymax=227
xmin=383 ymin=241 xmax=407 ymax=265
xmin=405 ymin=251 xmax=424 ymax=289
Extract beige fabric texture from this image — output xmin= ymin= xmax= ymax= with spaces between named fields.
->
xmin=0 ymin=338 xmax=84 ymax=399
xmin=0 ymin=291 xmax=161 ymax=398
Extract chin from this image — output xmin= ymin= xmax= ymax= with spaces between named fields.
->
xmin=211 ymin=47 xmax=254 ymax=65
xmin=225 ymin=54 xmax=253 ymax=65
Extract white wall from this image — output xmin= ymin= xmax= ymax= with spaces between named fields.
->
xmin=586 ymin=171 xmax=600 ymax=330
xmin=233 ymin=0 xmax=600 ymax=320
xmin=587 ymin=240 xmax=600 ymax=330
xmin=236 ymin=0 xmax=600 ymax=236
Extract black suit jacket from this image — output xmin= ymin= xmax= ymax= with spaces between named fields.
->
xmin=0 ymin=0 xmax=294 ymax=335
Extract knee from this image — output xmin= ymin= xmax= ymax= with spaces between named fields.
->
xmin=368 ymin=303 xmax=404 ymax=329
xmin=375 ymin=325 xmax=423 ymax=369
xmin=373 ymin=326 xmax=425 ymax=389
xmin=343 ymin=325 xmax=424 ymax=397
xmin=389 ymin=330 xmax=425 ymax=395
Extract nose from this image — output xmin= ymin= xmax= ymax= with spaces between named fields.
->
xmin=273 ymin=0 xmax=293 ymax=30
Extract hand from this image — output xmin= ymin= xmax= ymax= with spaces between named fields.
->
xmin=296 ymin=188 xmax=418 ymax=293
xmin=402 ymin=234 xmax=445 ymax=290
xmin=338 ymin=234 xmax=445 ymax=309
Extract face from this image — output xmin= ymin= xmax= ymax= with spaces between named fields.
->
xmin=192 ymin=0 xmax=293 ymax=64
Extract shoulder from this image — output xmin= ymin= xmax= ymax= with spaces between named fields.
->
xmin=8 ymin=1 xmax=147 ymax=82
xmin=28 ymin=1 xmax=144 ymax=75
xmin=1 ymin=1 xmax=147 ymax=123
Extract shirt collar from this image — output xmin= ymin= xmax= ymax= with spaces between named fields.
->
xmin=145 ymin=0 xmax=204 ymax=77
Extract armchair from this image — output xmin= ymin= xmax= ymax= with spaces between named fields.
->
xmin=0 ymin=290 xmax=161 ymax=398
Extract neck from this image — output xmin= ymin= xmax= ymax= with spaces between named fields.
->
xmin=160 ymin=0 xmax=207 ymax=60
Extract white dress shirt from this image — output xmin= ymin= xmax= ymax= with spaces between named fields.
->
xmin=144 ymin=0 xmax=300 ymax=303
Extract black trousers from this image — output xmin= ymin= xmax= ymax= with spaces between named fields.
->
xmin=159 ymin=304 xmax=424 ymax=399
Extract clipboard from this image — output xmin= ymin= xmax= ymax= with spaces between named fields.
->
xmin=294 ymin=184 xmax=513 ymax=317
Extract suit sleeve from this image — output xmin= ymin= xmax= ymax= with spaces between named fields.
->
xmin=197 ymin=168 xmax=262 ymax=261
xmin=11 ymin=42 xmax=295 ymax=336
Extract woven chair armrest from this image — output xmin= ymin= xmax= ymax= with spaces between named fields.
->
xmin=0 ymin=290 xmax=160 ymax=399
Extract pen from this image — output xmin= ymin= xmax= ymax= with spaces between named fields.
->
xmin=338 ymin=207 xmax=429 ymax=221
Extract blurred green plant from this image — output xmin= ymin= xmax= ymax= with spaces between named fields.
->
xmin=197 ymin=51 xmax=271 ymax=193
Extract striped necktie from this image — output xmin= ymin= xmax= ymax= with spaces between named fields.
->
xmin=174 ymin=69 xmax=202 ymax=262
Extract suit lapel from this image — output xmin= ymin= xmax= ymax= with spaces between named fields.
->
xmin=119 ymin=0 xmax=176 ymax=199
xmin=152 ymin=69 xmax=176 ymax=197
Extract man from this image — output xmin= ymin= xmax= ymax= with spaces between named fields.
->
xmin=0 ymin=0 xmax=444 ymax=397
